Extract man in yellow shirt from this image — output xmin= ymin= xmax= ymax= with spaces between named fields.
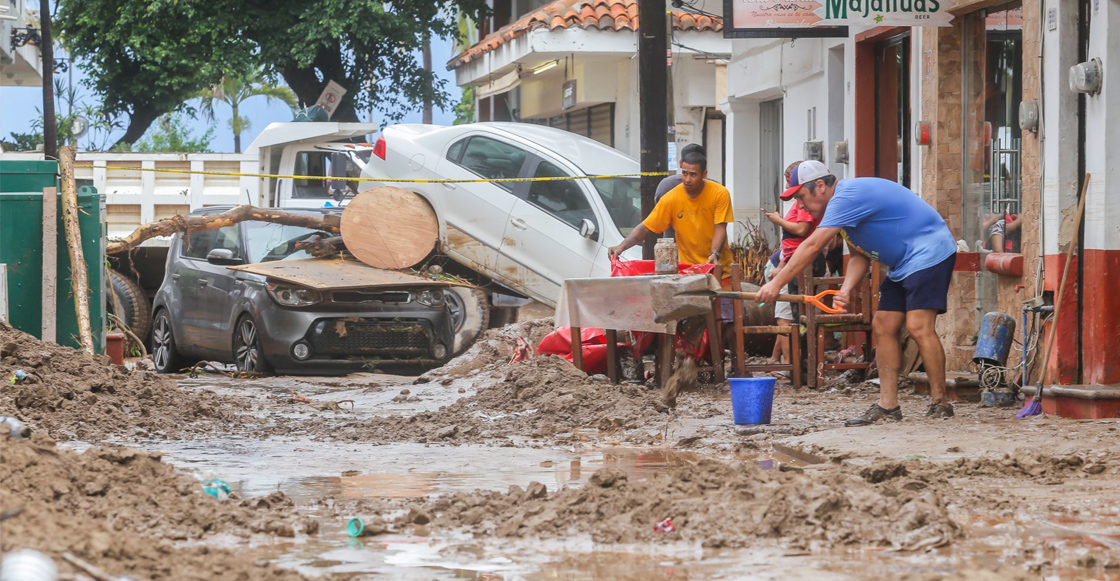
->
xmin=608 ymin=149 xmax=735 ymax=315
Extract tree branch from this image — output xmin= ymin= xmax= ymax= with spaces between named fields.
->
xmin=106 ymin=205 xmax=341 ymax=255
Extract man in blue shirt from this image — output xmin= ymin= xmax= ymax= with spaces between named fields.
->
xmin=757 ymin=161 xmax=958 ymax=426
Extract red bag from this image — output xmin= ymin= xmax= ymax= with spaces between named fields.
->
xmin=609 ymin=256 xmax=716 ymax=277
xmin=610 ymin=257 xmax=715 ymax=364
xmin=537 ymin=327 xmax=616 ymax=374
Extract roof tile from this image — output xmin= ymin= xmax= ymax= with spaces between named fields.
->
xmin=448 ymin=0 xmax=722 ymax=69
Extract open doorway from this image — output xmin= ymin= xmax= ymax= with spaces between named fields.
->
xmin=759 ymin=98 xmax=784 ymax=243
xmin=874 ymin=34 xmax=911 ymax=187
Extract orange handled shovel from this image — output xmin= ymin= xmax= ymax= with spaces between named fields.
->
xmin=649 ymin=275 xmax=843 ymax=323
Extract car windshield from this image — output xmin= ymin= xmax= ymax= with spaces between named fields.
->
xmin=244 ymin=221 xmax=333 ymax=263
xmin=592 ymin=177 xmax=643 ymax=235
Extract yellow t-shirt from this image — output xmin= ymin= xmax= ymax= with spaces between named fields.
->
xmin=642 ymin=180 xmax=734 ymax=272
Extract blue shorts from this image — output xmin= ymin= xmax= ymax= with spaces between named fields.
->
xmin=878 ymin=253 xmax=956 ymax=314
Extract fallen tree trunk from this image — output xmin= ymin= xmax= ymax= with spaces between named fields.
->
xmin=106 ymin=205 xmax=341 ymax=255
xmin=60 ymin=145 xmax=95 ymax=355
xmin=341 ymin=187 xmax=439 ymax=269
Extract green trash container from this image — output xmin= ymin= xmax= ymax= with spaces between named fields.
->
xmin=0 ymin=160 xmax=107 ymax=353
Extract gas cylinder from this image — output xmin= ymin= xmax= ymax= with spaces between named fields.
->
xmin=973 ymin=312 xmax=1016 ymax=367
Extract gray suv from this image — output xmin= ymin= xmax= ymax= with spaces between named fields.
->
xmin=149 ymin=207 xmax=455 ymax=375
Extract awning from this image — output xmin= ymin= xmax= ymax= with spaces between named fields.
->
xmin=476 ymin=69 xmax=522 ymax=99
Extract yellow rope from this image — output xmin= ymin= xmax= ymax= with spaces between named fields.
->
xmin=76 ymin=164 xmax=671 ymax=184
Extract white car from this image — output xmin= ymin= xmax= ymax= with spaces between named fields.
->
xmin=361 ymin=123 xmax=645 ymax=309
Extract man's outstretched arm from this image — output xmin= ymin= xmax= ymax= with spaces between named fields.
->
xmin=756 ymin=226 xmax=840 ymax=303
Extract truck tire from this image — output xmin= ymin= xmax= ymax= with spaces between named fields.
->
xmin=446 ymin=286 xmax=489 ymax=356
xmin=109 ymin=269 xmax=152 ymax=342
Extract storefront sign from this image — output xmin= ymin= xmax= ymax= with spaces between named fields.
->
xmin=562 ymin=80 xmax=577 ymax=110
xmin=813 ymin=0 xmax=954 ymax=26
xmin=723 ymin=0 xmax=848 ymax=38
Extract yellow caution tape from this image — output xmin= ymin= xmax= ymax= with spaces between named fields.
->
xmin=75 ymin=164 xmax=671 ymax=184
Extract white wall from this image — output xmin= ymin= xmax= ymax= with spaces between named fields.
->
xmin=1081 ymin=0 xmax=1120 ymax=253
xmin=722 ymin=36 xmax=852 ymax=226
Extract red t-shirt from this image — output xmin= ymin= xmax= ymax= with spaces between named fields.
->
xmin=779 ymin=203 xmax=819 ymax=261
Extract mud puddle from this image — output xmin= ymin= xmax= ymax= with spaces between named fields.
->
xmin=73 ymin=438 xmax=805 ymax=578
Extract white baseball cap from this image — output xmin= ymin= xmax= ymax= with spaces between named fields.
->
xmin=781 ymin=160 xmax=834 ymax=200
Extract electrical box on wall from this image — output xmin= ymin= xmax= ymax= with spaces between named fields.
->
xmin=803 ymin=141 xmax=824 ymax=162
xmin=833 ymin=141 xmax=849 ymax=165
xmin=1069 ymin=58 xmax=1102 ymax=94
xmin=1019 ymin=99 xmax=1040 ymax=133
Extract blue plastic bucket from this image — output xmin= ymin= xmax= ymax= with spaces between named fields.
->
xmin=729 ymin=377 xmax=777 ymax=425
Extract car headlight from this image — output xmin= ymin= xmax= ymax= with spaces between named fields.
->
xmin=415 ymin=288 xmax=444 ymax=308
xmin=267 ymin=283 xmax=323 ymax=307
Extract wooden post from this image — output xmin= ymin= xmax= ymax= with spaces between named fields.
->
xmin=638 ymin=0 xmax=669 ymax=260
xmin=59 ymin=146 xmax=94 ymax=354
xmin=41 ymin=187 xmax=58 ymax=342
xmin=731 ymin=265 xmax=746 ymax=377
xmin=39 ymin=0 xmax=58 ymax=161
xmin=605 ymin=329 xmax=619 ymax=384
xmin=570 ymin=326 xmax=584 ymax=372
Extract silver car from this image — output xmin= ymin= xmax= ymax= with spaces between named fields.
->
xmin=149 ymin=207 xmax=455 ymax=375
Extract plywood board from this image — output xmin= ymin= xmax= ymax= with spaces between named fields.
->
xmin=229 ymin=257 xmax=449 ymax=290
xmin=341 ymin=187 xmax=439 ymax=269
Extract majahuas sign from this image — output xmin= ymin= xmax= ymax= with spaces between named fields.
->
xmin=815 ymin=0 xmax=953 ymax=25
xmin=724 ymin=0 xmax=952 ymax=37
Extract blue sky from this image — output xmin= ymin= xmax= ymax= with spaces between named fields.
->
xmin=0 ymin=36 xmax=461 ymax=152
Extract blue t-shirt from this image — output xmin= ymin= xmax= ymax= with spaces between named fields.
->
xmin=818 ymin=178 xmax=956 ymax=281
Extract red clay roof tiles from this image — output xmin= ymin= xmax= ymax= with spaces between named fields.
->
xmin=448 ymin=0 xmax=722 ymax=69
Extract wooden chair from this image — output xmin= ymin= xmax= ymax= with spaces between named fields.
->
xmin=800 ymin=263 xmax=879 ymax=389
xmin=729 ymin=264 xmax=802 ymax=389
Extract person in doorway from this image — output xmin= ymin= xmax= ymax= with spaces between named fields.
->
xmin=653 ymin=143 xmax=708 ymax=240
xmin=756 ymin=160 xmax=958 ymax=425
xmin=608 ymin=148 xmax=734 ymax=315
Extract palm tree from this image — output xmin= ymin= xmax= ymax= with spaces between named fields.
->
xmin=198 ymin=71 xmax=297 ymax=153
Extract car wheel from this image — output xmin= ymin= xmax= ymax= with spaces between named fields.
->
xmin=109 ymin=269 xmax=152 ymax=341
xmin=233 ymin=315 xmax=271 ymax=373
xmin=446 ymin=286 xmax=489 ymax=356
xmin=150 ymin=310 xmax=182 ymax=374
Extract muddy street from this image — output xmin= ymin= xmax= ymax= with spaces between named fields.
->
xmin=4 ymin=319 xmax=1120 ymax=580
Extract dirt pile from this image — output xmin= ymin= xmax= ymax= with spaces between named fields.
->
xmin=396 ymin=458 xmax=961 ymax=551
xmin=0 ymin=322 xmax=252 ymax=441
xmin=341 ymin=354 xmax=668 ymax=444
xmin=0 ymin=434 xmax=312 ymax=580
xmin=421 ymin=318 xmax=556 ymax=381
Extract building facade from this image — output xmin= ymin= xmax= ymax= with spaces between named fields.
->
xmin=724 ymin=0 xmax=1115 ymax=385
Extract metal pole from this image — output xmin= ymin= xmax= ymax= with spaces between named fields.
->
xmin=39 ymin=0 xmax=57 ymax=160
xmin=638 ymin=0 xmax=669 ymax=260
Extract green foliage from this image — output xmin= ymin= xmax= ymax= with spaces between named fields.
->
xmin=57 ymin=0 xmax=491 ymax=146
xmin=197 ymin=70 xmax=297 ymax=152
xmin=453 ymin=86 xmax=476 ymax=125
xmin=1 ymin=77 xmax=121 ymax=152
xmin=56 ymin=1 xmax=256 ymax=148
xmin=132 ymin=113 xmax=214 ymax=153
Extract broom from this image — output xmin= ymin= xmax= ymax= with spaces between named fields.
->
xmin=1019 ymin=175 xmax=1090 ymax=418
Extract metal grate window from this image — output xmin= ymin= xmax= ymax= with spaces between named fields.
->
xmin=526 ymin=103 xmax=614 ymax=147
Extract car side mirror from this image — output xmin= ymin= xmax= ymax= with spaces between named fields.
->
xmin=579 ymin=219 xmax=597 ymax=241
xmin=206 ymin=248 xmax=240 ymax=266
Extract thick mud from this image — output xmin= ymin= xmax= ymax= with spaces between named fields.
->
xmin=336 ymin=355 xmax=670 ymax=445
xmin=0 ymin=322 xmax=255 ymax=442
xmin=0 ymin=434 xmax=312 ymax=580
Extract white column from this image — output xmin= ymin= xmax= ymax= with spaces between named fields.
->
xmin=1042 ymin=0 xmax=1085 ymax=255
xmin=1082 ymin=0 xmax=1120 ymax=253
xmin=720 ymin=97 xmax=761 ymax=238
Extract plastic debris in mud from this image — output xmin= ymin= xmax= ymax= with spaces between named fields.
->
xmin=8 ymin=370 xmax=30 ymax=385
xmin=0 ymin=417 xmax=30 ymax=439
xmin=201 ymin=478 xmax=231 ymax=500
xmin=653 ymin=517 xmax=676 ymax=534
xmin=0 ymin=549 xmax=58 ymax=581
